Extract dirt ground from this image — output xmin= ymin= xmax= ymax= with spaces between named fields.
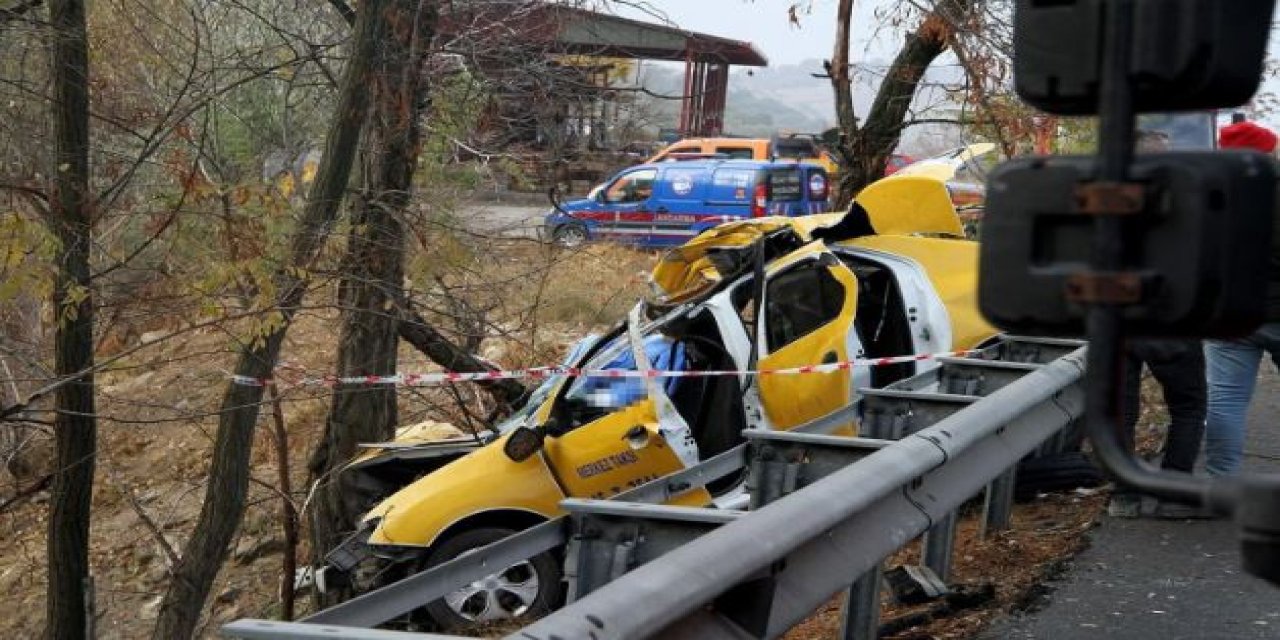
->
xmin=785 ymin=491 xmax=1107 ymax=640
xmin=0 ymin=235 xmax=1168 ymax=639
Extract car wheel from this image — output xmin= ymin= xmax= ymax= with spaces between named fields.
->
xmin=1014 ymin=451 xmax=1105 ymax=502
xmin=552 ymin=223 xmax=588 ymax=248
xmin=422 ymin=527 xmax=563 ymax=630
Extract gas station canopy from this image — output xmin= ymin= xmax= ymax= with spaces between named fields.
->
xmin=442 ymin=2 xmax=769 ymax=136
xmin=544 ymin=5 xmax=769 ymax=67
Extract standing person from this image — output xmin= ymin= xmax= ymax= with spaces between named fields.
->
xmin=1109 ymin=340 xmax=1207 ymax=517
xmin=1219 ymin=112 xmax=1279 ymax=154
xmin=1108 ymin=129 xmax=1208 ymax=519
xmin=1203 ymin=114 xmax=1280 ymax=477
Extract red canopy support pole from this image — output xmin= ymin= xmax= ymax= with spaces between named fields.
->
xmin=703 ymin=63 xmax=728 ymax=136
xmin=690 ymin=61 xmax=707 ymax=135
xmin=678 ymin=47 xmax=694 ymax=136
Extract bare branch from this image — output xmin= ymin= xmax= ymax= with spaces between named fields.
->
xmin=325 ymin=0 xmax=355 ymax=27
xmin=0 ymin=0 xmax=42 ymax=27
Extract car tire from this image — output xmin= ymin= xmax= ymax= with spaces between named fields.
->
xmin=1014 ymin=451 xmax=1105 ymax=502
xmin=552 ymin=223 xmax=588 ymax=248
xmin=422 ymin=527 xmax=563 ymax=630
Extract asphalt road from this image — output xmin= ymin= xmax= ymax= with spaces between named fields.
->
xmin=979 ymin=364 xmax=1280 ymax=640
xmin=460 ymin=202 xmax=547 ymax=239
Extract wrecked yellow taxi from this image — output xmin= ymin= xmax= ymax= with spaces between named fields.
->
xmin=319 ymin=171 xmax=997 ymax=628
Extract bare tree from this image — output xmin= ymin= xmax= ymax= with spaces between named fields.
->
xmin=307 ymin=0 xmax=439 ymax=604
xmin=827 ymin=0 xmax=978 ymax=206
xmin=150 ymin=1 xmax=387 ymax=635
xmin=44 ymin=0 xmax=96 ymax=637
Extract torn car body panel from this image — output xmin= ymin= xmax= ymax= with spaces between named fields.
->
xmin=854 ymin=175 xmax=967 ymax=237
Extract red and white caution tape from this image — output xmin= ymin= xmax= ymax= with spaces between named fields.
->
xmin=229 ymin=349 xmax=984 ymax=388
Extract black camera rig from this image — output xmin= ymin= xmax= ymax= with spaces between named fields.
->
xmin=980 ymin=0 xmax=1280 ymax=585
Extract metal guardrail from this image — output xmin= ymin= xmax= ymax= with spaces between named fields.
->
xmin=224 ymin=337 xmax=1086 ymax=640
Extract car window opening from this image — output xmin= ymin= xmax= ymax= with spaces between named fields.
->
xmin=663 ymin=309 xmax=747 ymax=494
xmin=772 ymin=138 xmax=817 ymax=160
xmin=842 ymin=256 xmax=916 ymax=387
xmin=764 ymin=264 xmax=845 ymax=353
xmin=605 ymin=170 xmax=656 ymax=204
xmin=545 ymin=323 xmax=628 ymax=434
xmin=561 ymin=331 xmax=681 ymax=419
xmin=714 ymin=146 xmax=755 ymax=160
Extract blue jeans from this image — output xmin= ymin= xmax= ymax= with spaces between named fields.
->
xmin=1204 ymin=322 xmax=1280 ymax=476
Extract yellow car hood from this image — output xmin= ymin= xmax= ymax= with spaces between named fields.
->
xmin=362 ymin=431 xmax=565 ymax=547
xmin=346 ymin=419 xmax=472 ymax=470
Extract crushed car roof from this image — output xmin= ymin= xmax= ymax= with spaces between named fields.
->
xmin=649 ymin=170 xmax=977 ymax=305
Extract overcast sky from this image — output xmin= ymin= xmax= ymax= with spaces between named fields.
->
xmin=613 ymin=1 xmax=862 ymax=67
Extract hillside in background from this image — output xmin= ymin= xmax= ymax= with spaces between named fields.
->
xmin=633 ymin=62 xmax=832 ymax=138
xmin=733 ymin=58 xmax=836 ymax=130
xmin=631 ymin=58 xmax=969 ymax=153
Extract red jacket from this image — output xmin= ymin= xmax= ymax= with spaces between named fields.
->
xmin=1219 ymin=121 xmax=1278 ymax=153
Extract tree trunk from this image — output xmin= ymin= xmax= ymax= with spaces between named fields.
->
xmin=308 ymin=1 xmax=438 ymax=605
xmin=830 ymin=1 xmax=971 ymax=207
xmin=829 ymin=0 xmax=857 ymax=179
xmin=267 ymin=387 xmax=298 ymax=621
xmin=45 ymin=1 xmax=95 ymax=638
xmin=398 ymin=305 xmax=526 ymax=409
xmin=150 ymin=3 xmax=386 ymax=637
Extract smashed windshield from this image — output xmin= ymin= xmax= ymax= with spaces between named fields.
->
xmin=493 ymin=335 xmax=600 ymax=433
xmin=565 ymin=334 xmax=686 ymax=409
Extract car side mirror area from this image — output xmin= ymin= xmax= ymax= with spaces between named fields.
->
xmin=503 ymin=426 xmax=545 ymax=463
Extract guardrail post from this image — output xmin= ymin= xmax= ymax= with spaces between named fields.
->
xmin=838 ymin=566 xmax=882 ymax=640
xmin=982 ymin=468 xmax=1017 ymax=537
xmin=921 ymin=511 xmax=957 ymax=581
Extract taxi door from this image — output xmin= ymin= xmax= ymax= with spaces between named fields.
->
xmin=753 ymin=243 xmax=860 ymax=431
xmin=541 ymin=399 xmax=710 ymax=506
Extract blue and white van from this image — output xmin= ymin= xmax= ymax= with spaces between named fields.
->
xmin=544 ymin=160 xmax=831 ymax=248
